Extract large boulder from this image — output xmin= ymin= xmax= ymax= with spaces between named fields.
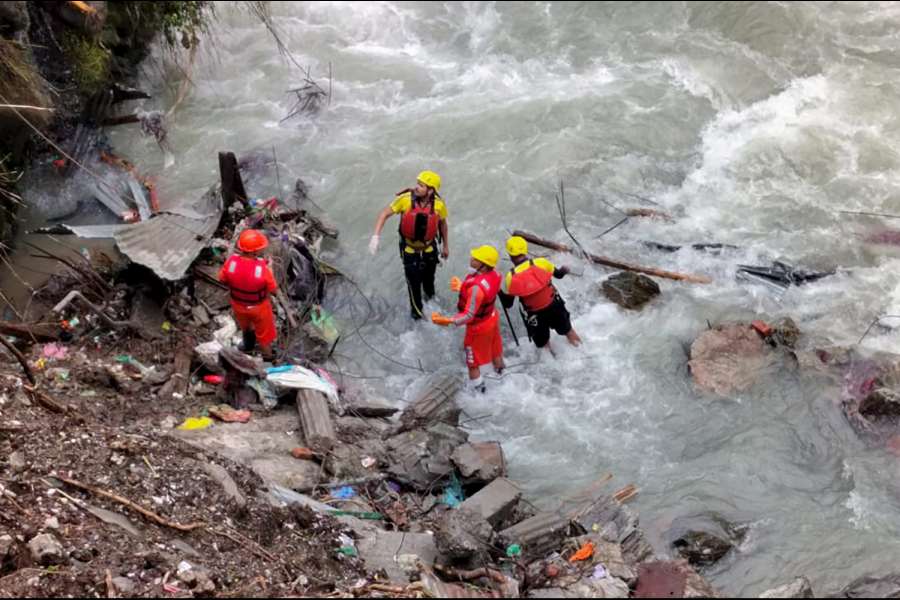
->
xmin=858 ymin=388 xmax=900 ymax=422
xmin=434 ymin=507 xmax=493 ymax=561
xmin=602 ymin=272 xmax=660 ymax=310
xmin=668 ymin=512 xmax=747 ymax=568
xmin=688 ymin=324 xmax=777 ymax=395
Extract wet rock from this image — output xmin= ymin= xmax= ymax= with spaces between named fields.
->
xmin=836 ymin=574 xmax=900 ymax=598
xmin=759 ymin=576 xmax=814 ymax=598
xmin=8 ymin=450 xmax=25 ymax=472
xmin=27 ymin=533 xmax=64 ymax=565
xmin=602 ymin=272 xmax=660 ymax=310
xmin=772 ymin=318 xmax=801 ymax=349
xmin=668 ymin=513 xmax=747 ymax=568
xmin=567 ymin=576 xmax=631 ymax=598
xmin=450 ymin=441 xmax=506 ymax=486
xmin=435 ymin=507 xmax=493 ymax=560
xmin=111 ymin=576 xmax=136 ymax=596
xmin=0 ymin=534 xmax=14 ymax=558
xmin=689 ymin=323 xmax=776 ymax=395
xmin=858 ymin=388 xmax=900 ymax=422
xmin=673 ymin=531 xmax=733 ymax=567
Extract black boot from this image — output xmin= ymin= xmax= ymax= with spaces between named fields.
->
xmin=238 ymin=330 xmax=256 ymax=353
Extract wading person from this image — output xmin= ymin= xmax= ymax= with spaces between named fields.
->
xmin=432 ymin=246 xmax=505 ymax=393
xmin=369 ymin=170 xmax=449 ymax=319
xmin=218 ymin=229 xmax=278 ymax=361
xmin=499 ymin=236 xmax=581 ymax=354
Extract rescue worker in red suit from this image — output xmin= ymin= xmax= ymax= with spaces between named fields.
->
xmin=432 ymin=246 xmax=505 ymax=393
xmin=498 ymin=236 xmax=581 ymax=355
xmin=218 ymin=229 xmax=278 ymax=361
xmin=369 ymin=170 xmax=449 ymax=320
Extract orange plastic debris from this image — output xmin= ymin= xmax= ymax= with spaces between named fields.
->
xmin=291 ymin=447 xmax=316 ymax=460
xmin=569 ymin=541 xmax=594 ymax=562
xmin=751 ymin=320 xmax=773 ymax=337
xmin=69 ymin=1 xmax=97 ymax=15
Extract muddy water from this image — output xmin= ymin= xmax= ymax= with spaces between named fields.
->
xmin=10 ymin=2 xmax=900 ymax=595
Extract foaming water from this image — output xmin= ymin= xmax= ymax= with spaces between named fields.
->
xmin=22 ymin=1 xmax=900 ymax=595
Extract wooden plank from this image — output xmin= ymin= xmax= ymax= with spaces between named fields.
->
xmin=511 ymin=230 xmax=712 ymax=284
xmin=296 ymin=389 xmax=336 ymax=454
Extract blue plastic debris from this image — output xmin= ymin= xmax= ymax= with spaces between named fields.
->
xmin=332 ymin=486 xmax=356 ymax=500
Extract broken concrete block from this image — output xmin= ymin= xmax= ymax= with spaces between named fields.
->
xmin=27 ymin=533 xmax=64 ymax=565
xmin=347 ymin=401 xmax=399 ymax=419
xmin=451 ymin=441 xmax=506 ymax=485
xmin=385 ymin=424 xmax=468 ymax=491
xmin=396 ymin=374 xmax=462 ymax=434
xmin=460 ymin=477 xmax=522 ymax=529
xmin=499 ymin=511 xmax=574 ymax=559
xmin=435 ymin=507 xmax=493 ymax=560
xmin=296 ymin=389 xmax=336 ymax=454
xmin=357 ymin=529 xmax=442 ymax=583
xmin=759 ymin=576 xmax=814 ymax=599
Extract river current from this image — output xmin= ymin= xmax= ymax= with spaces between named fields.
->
xmin=15 ymin=2 xmax=900 ymax=595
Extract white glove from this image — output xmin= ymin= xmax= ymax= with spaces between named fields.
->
xmin=368 ymin=234 xmax=380 ymax=255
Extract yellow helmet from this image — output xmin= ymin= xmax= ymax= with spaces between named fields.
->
xmin=506 ymin=236 xmax=528 ymax=257
xmin=417 ymin=170 xmax=441 ymax=191
xmin=470 ymin=245 xmax=499 ymax=268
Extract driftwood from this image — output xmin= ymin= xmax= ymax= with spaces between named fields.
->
xmin=53 ymin=475 xmax=205 ymax=532
xmin=0 ymin=321 xmax=59 ymax=342
xmin=0 ymin=335 xmax=35 ymax=384
xmin=218 ymin=152 xmax=248 ymax=209
xmin=53 ymin=291 xmax=146 ymax=336
xmin=511 ymin=230 xmax=712 ymax=284
xmin=158 ymin=338 xmax=193 ymax=401
xmin=100 ymin=114 xmax=141 ymax=127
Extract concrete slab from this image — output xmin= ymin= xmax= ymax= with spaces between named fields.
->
xmin=460 ymin=477 xmax=522 ymax=529
xmin=356 ymin=529 xmax=443 ymax=583
xmin=296 ymin=389 xmax=336 ymax=453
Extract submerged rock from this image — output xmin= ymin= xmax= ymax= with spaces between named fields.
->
xmin=672 ymin=531 xmax=733 ymax=567
xmin=836 ymin=574 xmax=900 ymax=598
xmin=668 ymin=512 xmax=748 ymax=568
xmin=858 ymin=388 xmax=900 ymax=422
xmin=602 ymin=272 xmax=660 ymax=310
xmin=758 ymin=576 xmax=814 ymax=598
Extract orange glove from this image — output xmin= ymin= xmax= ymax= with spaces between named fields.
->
xmin=431 ymin=312 xmax=453 ymax=327
xmin=450 ymin=276 xmax=462 ymax=292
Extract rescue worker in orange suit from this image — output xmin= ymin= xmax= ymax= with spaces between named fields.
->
xmin=432 ymin=246 xmax=505 ymax=393
xmin=369 ymin=170 xmax=449 ymax=319
xmin=498 ymin=236 xmax=582 ymax=353
xmin=218 ymin=229 xmax=278 ymax=361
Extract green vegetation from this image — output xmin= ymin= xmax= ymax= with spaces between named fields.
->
xmin=0 ymin=39 xmax=49 ymax=115
xmin=62 ymin=32 xmax=111 ymax=95
xmin=107 ymin=1 xmax=216 ymax=52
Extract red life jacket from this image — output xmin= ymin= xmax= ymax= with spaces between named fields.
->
xmin=508 ymin=260 xmax=556 ymax=312
xmin=223 ymin=255 xmax=270 ymax=305
xmin=457 ymin=270 xmax=501 ymax=323
xmin=399 ymin=195 xmax=440 ymax=247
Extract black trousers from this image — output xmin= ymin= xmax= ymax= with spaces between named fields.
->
xmin=401 ymin=241 xmax=439 ymax=318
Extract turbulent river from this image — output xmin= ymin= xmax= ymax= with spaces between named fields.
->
xmin=14 ymin=1 xmax=900 ymax=595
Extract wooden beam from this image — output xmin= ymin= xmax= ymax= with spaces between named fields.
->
xmin=511 ymin=230 xmax=712 ymax=284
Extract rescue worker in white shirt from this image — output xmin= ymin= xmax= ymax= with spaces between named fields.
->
xmin=498 ymin=236 xmax=582 ymax=353
xmin=369 ymin=170 xmax=449 ymax=320
xmin=432 ymin=245 xmax=505 ymax=393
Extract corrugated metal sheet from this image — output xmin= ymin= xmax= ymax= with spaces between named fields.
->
xmin=113 ymin=185 xmax=222 ymax=281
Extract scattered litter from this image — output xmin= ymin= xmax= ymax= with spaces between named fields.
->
xmin=246 ymin=378 xmax=279 ymax=410
xmin=161 ymin=321 xmax=172 ymax=333
xmin=337 ymin=546 xmax=358 ymax=557
xmin=162 ymin=583 xmax=182 ymax=594
xmin=176 ymin=560 xmax=192 ymax=574
xmin=203 ymin=375 xmax=224 ymax=385
xmin=442 ymin=473 xmax=465 ymax=508
xmin=42 ymin=343 xmax=69 ymax=361
xmin=34 ymin=358 xmax=47 ymax=370
xmin=386 ymin=481 xmax=402 ymax=494
xmin=506 ymin=544 xmax=522 ymax=558
xmin=331 ymin=486 xmax=356 ymax=500
xmin=177 ymin=417 xmax=213 ymax=431
xmin=266 ymin=365 xmax=339 ymax=406
xmin=208 ymin=404 xmax=251 ymax=423
xmin=569 ymin=541 xmax=594 ymax=562
xmin=309 ymin=306 xmax=340 ymax=344
xmin=592 ymin=564 xmax=608 ymax=580
xmin=291 ymin=447 xmax=316 ymax=460
xmin=361 ymin=456 xmax=377 ymax=469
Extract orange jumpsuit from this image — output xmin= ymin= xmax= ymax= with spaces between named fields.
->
xmin=218 ymin=254 xmax=278 ymax=347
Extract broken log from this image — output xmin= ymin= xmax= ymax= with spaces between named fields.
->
xmin=218 ymin=152 xmax=248 ymax=209
xmin=296 ymin=389 xmax=337 ymax=454
xmin=0 ymin=335 xmax=35 ymax=385
xmin=100 ymin=114 xmax=141 ymax=127
xmin=511 ymin=230 xmax=712 ymax=284
xmin=0 ymin=321 xmax=60 ymax=343
xmin=158 ymin=338 xmax=193 ymax=401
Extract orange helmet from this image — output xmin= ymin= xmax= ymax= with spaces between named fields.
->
xmin=237 ymin=229 xmax=268 ymax=253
